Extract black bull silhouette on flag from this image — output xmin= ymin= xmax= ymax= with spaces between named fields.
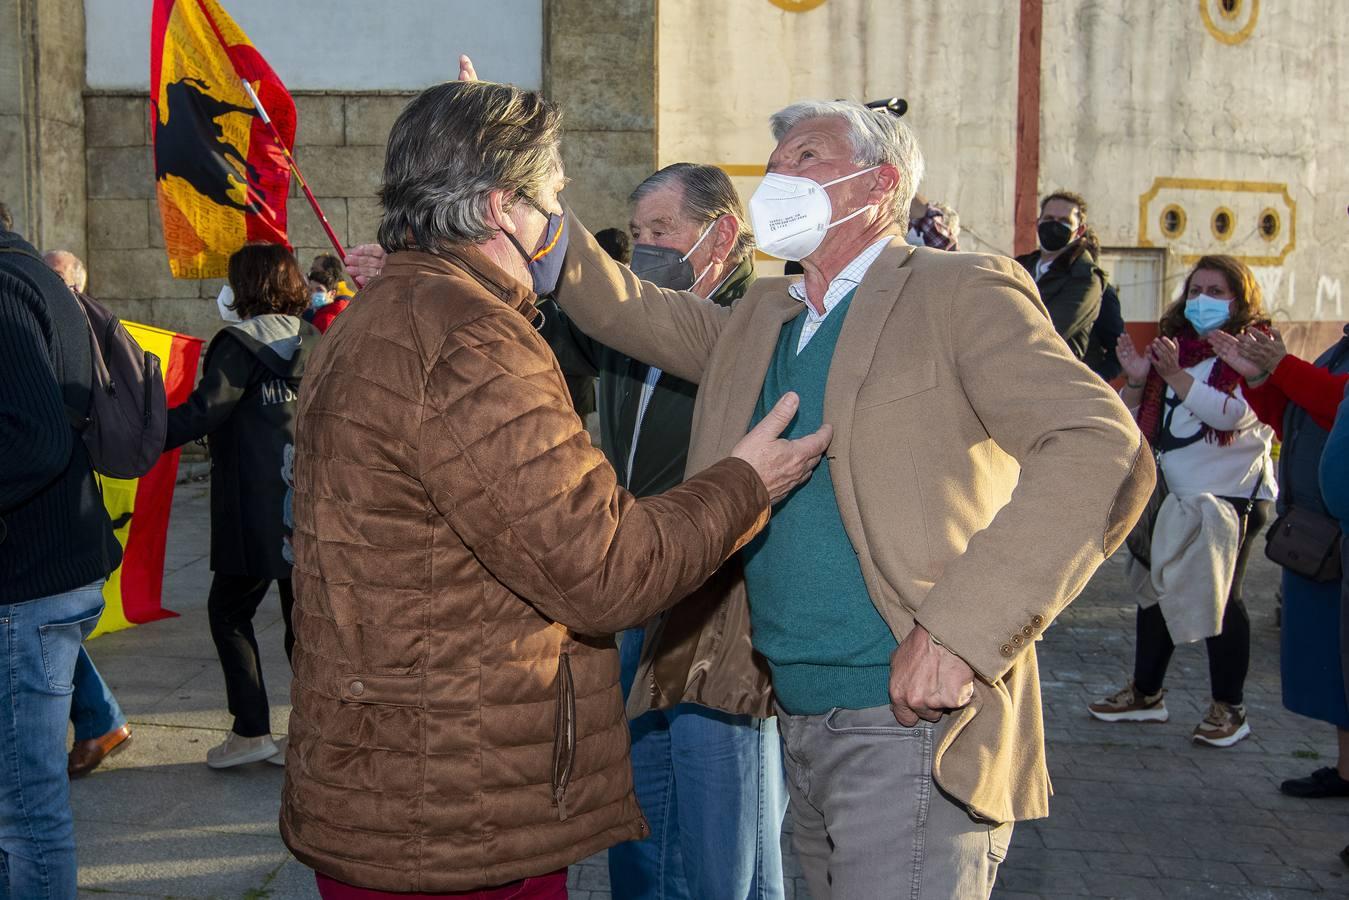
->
xmin=154 ymin=76 xmax=267 ymax=213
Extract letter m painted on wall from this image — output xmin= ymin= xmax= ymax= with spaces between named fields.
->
xmin=1316 ymin=276 xmax=1344 ymax=318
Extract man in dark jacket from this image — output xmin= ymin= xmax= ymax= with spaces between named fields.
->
xmin=1016 ymin=190 xmax=1105 ymax=363
xmin=539 ymin=163 xmax=789 ymax=900
xmin=1084 ymin=281 xmax=1125 ymax=382
xmin=0 ymin=208 xmax=123 ymax=897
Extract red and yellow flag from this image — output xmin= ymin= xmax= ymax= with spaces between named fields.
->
xmin=150 ymin=0 xmax=295 ymax=279
xmin=92 ymin=323 xmax=204 ymax=638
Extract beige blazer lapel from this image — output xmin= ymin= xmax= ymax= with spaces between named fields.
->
xmin=716 ymin=290 xmax=803 ymax=451
xmin=823 ymin=240 xmax=915 ymax=541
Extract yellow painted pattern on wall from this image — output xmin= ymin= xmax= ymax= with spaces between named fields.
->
xmin=1199 ymin=0 xmax=1259 ymax=45
xmin=767 ymin=0 xmax=828 ymax=12
xmin=1138 ymin=177 xmax=1294 ymax=266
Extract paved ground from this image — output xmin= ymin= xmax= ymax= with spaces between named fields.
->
xmin=72 ymin=483 xmax=1349 ymax=898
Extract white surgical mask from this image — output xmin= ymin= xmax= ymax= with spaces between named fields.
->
xmin=748 ymin=166 xmax=879 ymax=261
xmin=216 ymin=284 xmax=242 ymax=323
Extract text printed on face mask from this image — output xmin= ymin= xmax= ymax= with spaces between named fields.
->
xmin=768 ymin=211 xmax=810 ymax=232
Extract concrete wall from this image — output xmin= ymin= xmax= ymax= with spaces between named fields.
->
xmin=1 ymin=0 xmax=88 ymax=255
xmin=85 ymin=90 xmax=413 ymax=338
xmin=545 ymin=0 xmax=658 ymax=233
xmin=86 ymin=0 xmax=542 ymax=91
xmin=657 ymin=0 xmax=1022 ymax=259
xmin=1039 ymin=0 xmax=1349 ymax=324
xmin=659 ymin=0 xmax=1348 ymax=330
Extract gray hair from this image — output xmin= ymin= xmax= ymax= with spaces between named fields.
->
xmin=378 ymin=80 xmax=562 ymax=253
xmin=769 ymin=100 xmax=925 ymax=225
xmin=43 ymin=249 xmax=88 ymax=292
xmin=934 ymin=202 xmax=961 ymax=241
xmin=628 ymin=163 xmax=756 ymax=264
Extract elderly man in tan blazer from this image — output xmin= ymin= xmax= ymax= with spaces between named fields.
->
xmin=547 ymin=100 xmax=1153 ymax=899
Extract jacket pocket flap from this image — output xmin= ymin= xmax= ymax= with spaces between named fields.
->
xmin=339 ymin=672 xmax=425 ymax=708
xmin=856 ymin=361 xmax=939 ymax=409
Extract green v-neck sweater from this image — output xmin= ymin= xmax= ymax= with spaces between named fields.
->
xmin=741 ymin=289 xmax=898 ymax=715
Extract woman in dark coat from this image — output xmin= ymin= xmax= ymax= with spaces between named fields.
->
xmin=1212 ymin=324 xmax=1349 ymax=794
xmin=167 ymin=243 xmax=317 ymax=769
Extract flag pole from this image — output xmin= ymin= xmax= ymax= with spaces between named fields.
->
xmin=241 ymin=78 xmax=347 ymax=264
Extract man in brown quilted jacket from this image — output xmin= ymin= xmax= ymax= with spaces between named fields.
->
xmin=278 ymin=78 xmax=832 ymax=898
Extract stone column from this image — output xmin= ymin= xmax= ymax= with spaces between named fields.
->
xmin=0 ymin=0 xmax=87 ymax=255
xmin=544 ymin=0 xmax=658 ymax=230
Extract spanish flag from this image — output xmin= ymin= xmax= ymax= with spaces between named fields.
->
xmin=92 ymin=323 xmax=204 ymax=639
xmin=150 ymin=0 xmax=295 ymax=279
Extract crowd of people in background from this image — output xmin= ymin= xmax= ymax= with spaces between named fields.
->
xmin=1 ymin=50 xmax=1348 ymax=900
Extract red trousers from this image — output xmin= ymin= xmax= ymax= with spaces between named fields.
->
xmin=315 ymin=869 xmax=567 ymax=899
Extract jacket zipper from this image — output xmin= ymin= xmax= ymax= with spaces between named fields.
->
xmin=551 ymin=652 xmax=576 ymax=821
xmin=141 ymin=351 xmax=154 ymax=425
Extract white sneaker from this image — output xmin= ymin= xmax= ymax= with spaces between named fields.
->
xmin=266 ymin=736 xmax=288 ymax=766
xmin=1192 ymin=701 xmax=1251 ymax=748
xmin=206 ymin=731 xmax=278 ymax=769
xmin=1087 ymin=682 xmax=1169 ymax=723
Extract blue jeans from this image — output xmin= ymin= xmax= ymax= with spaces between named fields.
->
xmin=609 ymin=630 xmax=788 ymax=900
xmin=70 ymin=646 xmax=126 ymax=742
xmin=0 ymin=582 xmax=106 ymax=900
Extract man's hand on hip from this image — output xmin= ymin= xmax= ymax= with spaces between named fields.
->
xmin=889 ymin=624 xmax=975 ymax=726
xmin=730 ymin=392 xmax=832 ymax=505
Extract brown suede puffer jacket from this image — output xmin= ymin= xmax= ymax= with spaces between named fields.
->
xmin=279 ymin=247 xmax=769 ymax=892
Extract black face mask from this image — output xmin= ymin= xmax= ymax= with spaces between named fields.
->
xmin=630 ymin=243 xmax=696 ymax=290
xmin=1037 ymin=220 xmax=1075 ymax=253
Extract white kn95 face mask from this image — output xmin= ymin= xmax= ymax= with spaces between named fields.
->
xmin=748 ymin=166 xmax=879 ymax=261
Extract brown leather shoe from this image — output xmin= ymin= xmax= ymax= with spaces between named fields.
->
xmin=67 ymin=724 xmax=132 ymax=779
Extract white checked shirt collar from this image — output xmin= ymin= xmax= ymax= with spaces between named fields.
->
xmin=787 ymin=237 xmax=892 ymax=352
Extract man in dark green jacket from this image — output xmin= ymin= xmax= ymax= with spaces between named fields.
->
xmin=1015 ymin=190 xmax=1106 ymax=364
xmin=539 ymin=163 xmax=788 ymax=900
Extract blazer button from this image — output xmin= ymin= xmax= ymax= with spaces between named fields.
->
xmin=1012 ymin=634 xmax=1024 ymax=645
xmin=999 ymin=643 xmax=1014 ymax=657
xmin=1031 ymin=615 xmax=1044 ymax=628
xmin=349 ymin=680 xmax=365 ymax=697
xmin=1022 ymin=625 xmax=1035 ymax=638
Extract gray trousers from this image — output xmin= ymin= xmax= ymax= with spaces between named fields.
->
xmin=776 ymin=705 xmax=1012 ymax=900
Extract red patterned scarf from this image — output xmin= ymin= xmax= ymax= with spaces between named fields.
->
xmin=1136 ymin=329 xmax=1244 ymax=447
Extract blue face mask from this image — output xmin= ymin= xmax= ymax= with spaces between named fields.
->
xmin=1184 ymin=293 xmax=1232 ymax=335
xmin=506 ymin=201 xmax=569 ymax=297
xmin=309 ymin=290 xmax=330 ymax=309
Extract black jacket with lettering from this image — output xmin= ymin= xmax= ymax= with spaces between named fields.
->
xmin=167 ymin=315 xmax=316 ymax=579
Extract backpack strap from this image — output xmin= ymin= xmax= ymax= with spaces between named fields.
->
xmin=0 ymin=245 xmax=96 ymax=432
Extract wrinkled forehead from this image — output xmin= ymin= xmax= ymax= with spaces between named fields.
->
xmin=630 ymin=183 xmax=696 ymax=232
xmin=769 ymin=116 xmax=854 ymax=163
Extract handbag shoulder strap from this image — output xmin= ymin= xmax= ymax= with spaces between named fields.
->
xmin=1248 ymin=458 xmax=1267 ymax=503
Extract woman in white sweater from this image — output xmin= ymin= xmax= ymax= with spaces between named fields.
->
xmin=1089 ymin=255 xmax=1276 ymax=747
